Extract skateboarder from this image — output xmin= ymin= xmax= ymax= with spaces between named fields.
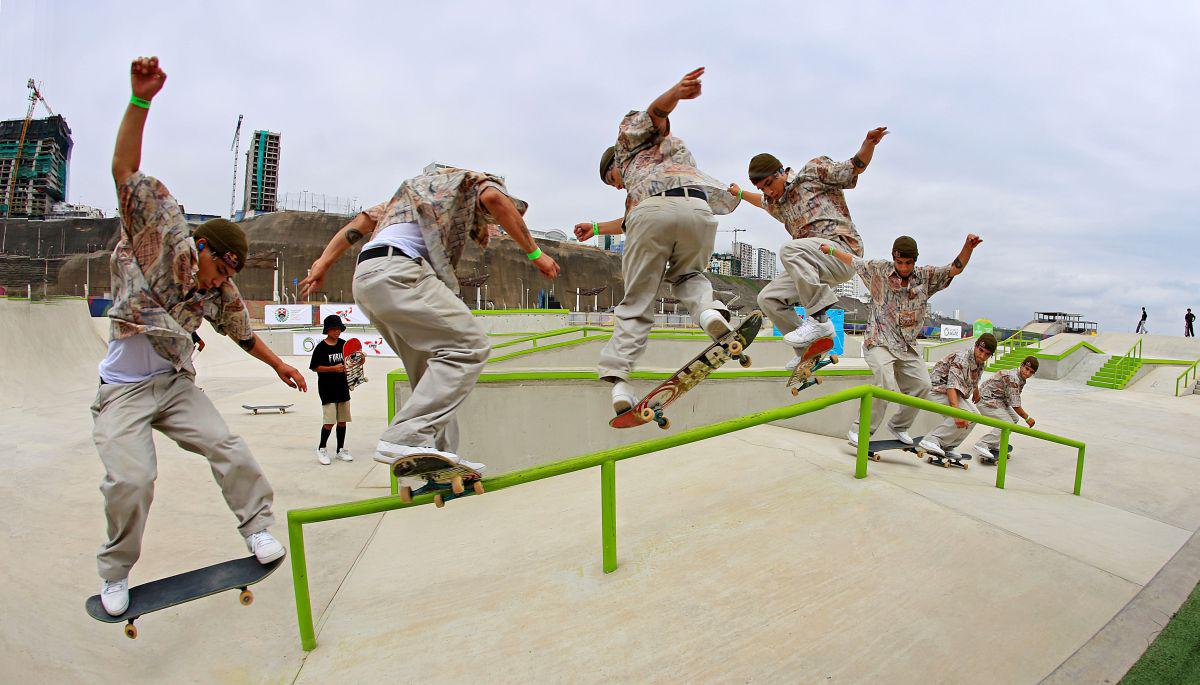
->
xmin=573 ymin=67 xmax=740 ymax=413
xmin=300 ymin=167 xmax=559 ymax=472
xmin=309 ymin=314 xmax=354 ymax=465
xmin=1185 ymin=308 xmax=1194 ymax=337
xmin=823 ymin=234 xmax=983 ymax=446
xmin=1136 ymin=307 xmax=1148 ymax=334
xmin=917 ymin=333 xmax=997 ymax=458
xmin=95 ymin=57 xmax=307 ymax=616
xmin=728 ymin=126 xmax=888 ymax=370
xmin=972 ymin=356 xmax=1038 ymax=460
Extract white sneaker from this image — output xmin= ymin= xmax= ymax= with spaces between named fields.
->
xmin=974 ymin=444 xmax=994 ymax=460
xmin=337 ymin=448 xmax=354 ymax=462
xmin=699 ymin=308 xmax=732 ymax=340
xmin=889 ymin=427 xmax=915 ymax=445
xmin=918 ymin=439 xmax=945 ymax=457
xmin=611 ymin=380 xmax=637 ymax=414
xmin=785 ymin=352 xmax=804 ymax=371
xmin=783 ymin=318 xmax=835 ymax=350
xmin=245 ymin=530 xmax=286 ymax=564
xmin=847 ymin=428 xmax=859 ymax=446
xmin=374 ymin=441 xmax=486 ymax=473
xmin=316 ymin=447 xmax=331 ymax=465
xmin=100 ymin=578 xmax=130 ymax=616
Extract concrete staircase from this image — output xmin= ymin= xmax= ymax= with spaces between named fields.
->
xmin=1086 ymin=356 xmax=1143 ymax=390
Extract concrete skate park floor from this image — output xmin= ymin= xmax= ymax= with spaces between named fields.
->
xmin=5 ymin=300 xmax=1200 ymax=682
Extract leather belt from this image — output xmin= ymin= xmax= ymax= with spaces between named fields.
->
xmin=658 ymin=186 xmax=707 ymax=201
xmin=357 ymin=245 xmax=415 ymax=264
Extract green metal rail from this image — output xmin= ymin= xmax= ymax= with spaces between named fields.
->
xmin=287 ymin=383 xmax=1086 ymax=651
xmin=1175 ymin=359 xmax=1200 ymax=397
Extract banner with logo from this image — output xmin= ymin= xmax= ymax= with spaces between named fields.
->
xmin=940 ymin=324 xmax=963 ymax=340
xmin=293 ymin=332 xmax=397 ymax=357
xmin=265 ymin=304 xmax=313 ymax=326
xmin=319 ymin=303 xmax=370 ymax=326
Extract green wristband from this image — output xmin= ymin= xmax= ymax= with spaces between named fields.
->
xmin=526 ymin=248 xmax=542 ymax=261
xmin=737 ymin=189 xmax=743 ymax=200
xmin=130 ymin=95 xmax=151 ymax=109
xmin=592 ymin=222 xmax=599 ymax=236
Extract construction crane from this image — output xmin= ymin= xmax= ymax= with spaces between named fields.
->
xmin=717 ymin=227 xmax=747 ymax=247
xmin=229 ymin=114 xmax=243 ymax=219
xmin=4 ymin=78 xmax=55 ymax=219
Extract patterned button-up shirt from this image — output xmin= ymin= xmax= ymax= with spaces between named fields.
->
xmin=930 ymin=349 xmax=984 ymax=397
xmin=979 ymin=368 xmax=1026 ymax=409
xmin=614 ymin=110 xmax=738 ymax=215
xmin=764 ymin=158 xmax=864 ymax=256
xmin=853 ymin=258 xmax=955 ymax=355
xmin=362 ymin=167 xmax=524 ymax=291
xmin=108 ymin=172 xmax=254 ymax=370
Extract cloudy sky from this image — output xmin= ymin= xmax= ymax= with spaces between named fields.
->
xmin=2 ymin=1 xmax=1196 ymax=330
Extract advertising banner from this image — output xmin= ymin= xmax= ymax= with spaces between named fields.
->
xmin=319 ymin=303 xmax=370 ymax=326
xmin=293 ymin=332 xmax=397 ymax=357
xmin=264 ymin=304 xmax=313 ymax=326
xmin=940 ymin=324 xmax=963 ymax=340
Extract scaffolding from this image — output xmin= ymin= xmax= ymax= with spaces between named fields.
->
xmin=1 ymin=81 xmax=70 ymax=219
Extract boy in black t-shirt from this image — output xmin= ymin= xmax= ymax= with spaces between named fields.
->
xmin=309 ymin=315 xmax=354 ymax=465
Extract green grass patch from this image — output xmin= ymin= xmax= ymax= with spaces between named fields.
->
xmin=1121 ymin=580 xmax=1200 ymax=684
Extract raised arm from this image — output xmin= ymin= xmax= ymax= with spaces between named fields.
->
xmin=820 ymin=242 xmax=856 ymax=266
xmin=727 ymin=183 xmax=766 ymax=209
xmin=647 ymin=67 xmax=705 ymax=131
xmin=949 ymin=234 xmax=983 ymax=276
xmin=480 ymin=187 xmax=560 ymax=279
xmin=299 ymin=212 xmax=377 ymax=298
xmin=850 ymin=127 xmax=888 ymax=175
xmin=112 ymin=56 xmax=167 ymax=185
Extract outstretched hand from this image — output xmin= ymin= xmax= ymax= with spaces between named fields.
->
xmin=964 ymin=234 xmax=983 ymax=250
xmin=533 ymin=254 xmax=560 ymax=279
xmin=573 ymin=222 xmax=596 ymax=241
xmin=277 ymin=363 xmax=308 ymax=391
xmin=865 ymin=126 xmax=889 ymax=145
xmin=675 ymin=67 xmax=704 ymax=100
xmin=298 ymin=260 xmax=328 ymax=298
xmin=130 ymin=56 xmax=167 ymax=101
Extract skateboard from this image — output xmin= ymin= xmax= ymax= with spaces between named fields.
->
xmin=85 ymin=554 xmax=284 ymax=639
xmin=241 ymin=404 xmax=293 ymax=415
xmin=344 ymin=338 xmax=367 ymax=390
xmin=785 ymin=337 xmax=839 ymax=396
xmin=862 ymin=436 xmax=926 ymax=462
xmin=979 ymin=444 xmax=1015 ymax=465
xmin=609 ymin=310 xmax=763 ymax=430
xmin=392 ymin=453 xmax=485 ymax=508
xmin=927 ymin=449 xmax=971 ymax=470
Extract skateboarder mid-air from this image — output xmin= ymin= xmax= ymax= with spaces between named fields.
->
xmin=729 ymin=126 xmax=888 ymax=370
xmin=300 ymin=167 xmax=559 ymax=474
xmin=573 ymin=67 xmax=740 ymax=414
xmin=972 ymin=356 xmax=1038 ymax=461
xmin=823 ymin=234 xmax=983 ymax=446
xmin=917 ymin=333 xmax=997 ymax=458
xmin=94 ymin=57 xmax=307 ymax=616
xmin=309 ymin=314 xmax=355 ymax=465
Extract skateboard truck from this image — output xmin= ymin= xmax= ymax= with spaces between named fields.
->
xmin=395 ymin=469 xmax=485 ymax=508
xmin=789 ymin=354 xmax=839 ymax=396
xmin=637 ymin=404 xmax=670 ymax=430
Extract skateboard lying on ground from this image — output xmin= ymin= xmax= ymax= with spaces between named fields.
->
xmin=786 ymin=337 xmax=838 ymax=396
xmin=610 ymin=310 xmax=763 ymax=430
xmin=863 ymin=436 xmax=926 ymax=462
xmin=343 ymin=338 xmax=367 ymax=390
xmin=979 ymin=444 xmax=1015 ymax=465
xmin=392 ymin=453 xmax=485 ymax=508
xmin=242 ymin=404 xmax=293 ymax=415
xmin=85 ymin=554 xmax=284 ymax=639
xmin=927 ymin=449 xmax=971 ymax=470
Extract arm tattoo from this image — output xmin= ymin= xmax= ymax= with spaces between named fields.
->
xmin=851 ymin=155 xmax=866 ymax=170
xmin=953 ymin=258 xmax=964 ymax=269
xmin=237 ymin=333 xmax=257 ymax=352
xmin=650 ymin=106 xmax=670 ymax=119
xmin=345 ymin=228 xmax=364 ymax=245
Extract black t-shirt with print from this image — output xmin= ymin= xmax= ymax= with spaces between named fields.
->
xmin=309 ymin=339 xmax=351 ymax=404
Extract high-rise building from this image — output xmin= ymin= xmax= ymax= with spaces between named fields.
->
xmin=733 ymin=241 xmax=758 ymax=278
xmin=709 ymin=253 xmax=735 ymax=275
xmin=243 ymin=130 xmax=280 ymax=214
xmin=756 ymin=247 xmax=777 ymax=279
xmin=0 ymin=115 xmax=72 ymax=218
xmin=834 ymin=275 xmax=871 ymax=302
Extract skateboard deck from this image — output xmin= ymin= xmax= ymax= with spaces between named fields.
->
xmin=863 ymin=436 xmax=926 ymax=462
xmin=392 ymin=453 xmax=485 ymax=508
xmin=927 ymin=450 xmax=972 ymax=470
xmin=85 ymin=554 xmax=284 ymax=639
xmin=610 ymin=311 xmax=763 ymax=430
xmin=785 ymin=336 xmax=838 ymax=396
xmin=980 ymin=444 xmax=1015 ymax=465
xmin=242 ymin=404 xmax=293 ymax=415
xmin=344 ymin=338 xmax=367 ymax=390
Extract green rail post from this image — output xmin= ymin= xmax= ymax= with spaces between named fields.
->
xmin=289 ymin=515 xmax=317 ymax=651
xmin=854 ymin=392 xmax=873 ymax=479
xmin=995 ymin=429 xmax=1010 ymax=489
xmin=390 ymin=469 xmax=398 ymax=496
xmin=601 ymin=460 xmax=617 ymax=573
xmin=1074 ymin=445 xmax=1085 ymax=496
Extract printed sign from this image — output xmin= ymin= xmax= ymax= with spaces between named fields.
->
xmin=940 ymin=324 xmax=963 ymax=340
xmin=266 ymin=304 xmax=313 ymax=326
xmin=320 ymin=303 xmax=370 ymax=326
xmin=294 ymin=333 xmax=396 ymax=357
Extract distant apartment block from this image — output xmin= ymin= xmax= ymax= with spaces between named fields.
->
xmin=243 ymin=130 xmax=280 ymax=213
xmin=709 ymin=253 xmax=736 ymax=276
xmin=756 ymin=247 xmax=777 ymax=279
xmin=834 ymin=275 xmax=871 ymax=302
xmin=0 ymin=115 xmax=72 ymax=218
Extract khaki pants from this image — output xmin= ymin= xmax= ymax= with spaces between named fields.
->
xmin=91 ymin=371 xmax=275 ymax=581
xmin=925 ymin=391 xmax=979 ymax=451
xmin=850 ymin=345 xmax=932 ymax=436
xmin=757 ymin=237 xmax=856 ymax=336
xmin=598 ymin=196 xmax=726 ymax=380
xmin=974 ymin=403 xmax=1019 ymax=451
xmin=353 ymin=253 xmax=490 ymax=452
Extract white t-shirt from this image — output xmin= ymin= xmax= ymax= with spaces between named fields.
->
xmin=98 ymin=333 xmax=177 ymax=384
xmin=363 ymin=222 xmax=429 ymax=260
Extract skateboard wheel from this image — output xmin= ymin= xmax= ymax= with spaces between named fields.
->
xmin=790 ymin=387 xmax=799 ymax=397
xmin=399 ymin=486 xmax=413 ymax=503
xmin=434 ymin=494 xmax=445 ymax=508
xmin=638 ymin=407 xmax=655 ymax=422
xmin=727 ymin=339 xmax=744 ymax=357
xmin=657 ymin=417 xmax=671 ymax=430
xmin=869 ymin=454 xmax=880 ymax=462
xmin=739 ymin=355 xmax=752 ymax=368
xmin=472 ymin=480 xmax=485 ymax=495
xmin=450 ymin=476 xmax=465 ymax=495
xmin=813 ymin=377 xmax=822 ymax=385
xmin=239 ymin=588 xmax=254 ymax=606
xmin=124 ymin=622 xmax=138 ymax=639
xmin=962 ymin=463 xmax=969 ymax=470
xmin=829 ymin=354 xmax=839 ymax=364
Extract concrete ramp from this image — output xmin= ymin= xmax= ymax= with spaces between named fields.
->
xmin=0 ymin=298 xmax=106 ymax=409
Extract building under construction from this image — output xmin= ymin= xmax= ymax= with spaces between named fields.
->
xmin=0 ymin=115 xmax=72 ymax=218
xmin=243 ymin=130 xmax=280 ymax=214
